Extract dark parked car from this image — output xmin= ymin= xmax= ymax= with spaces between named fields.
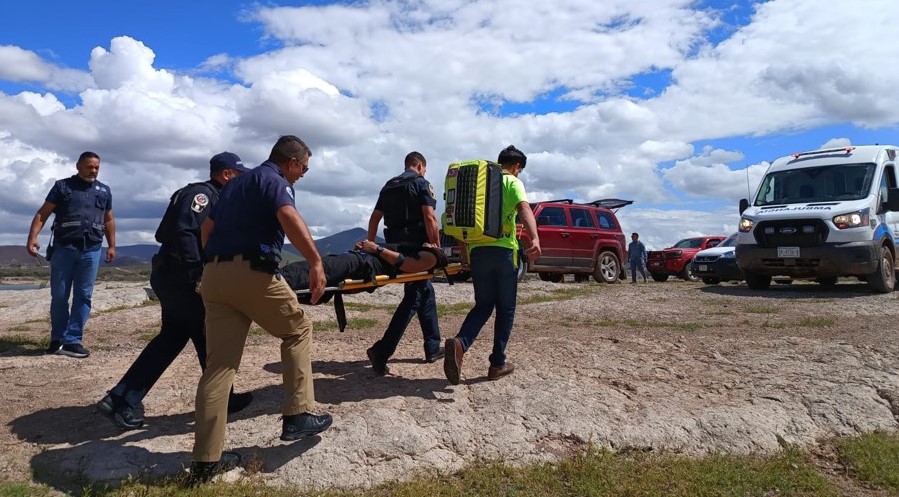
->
xmin=691 ymin=233 xmax=742 ymax=284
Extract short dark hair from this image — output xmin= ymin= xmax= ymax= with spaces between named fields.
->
xmin=497 ymin=145 xmax=526 ymax=169
xmin=405 ymin=151 xmax=426 ymax=168
xmin=78 ymin=151 xmax=100 ymax=163
xmin=268 ymin=135 xmax=311 ymax=165
xmin=632 ymin=233 xmax=639 ymax=237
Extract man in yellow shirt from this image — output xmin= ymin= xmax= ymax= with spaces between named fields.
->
xmin=444 ymin=145 xmax=541 ymax=384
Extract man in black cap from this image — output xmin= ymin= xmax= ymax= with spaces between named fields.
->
xmin=98 ymin=152 xmax=253 ymax=430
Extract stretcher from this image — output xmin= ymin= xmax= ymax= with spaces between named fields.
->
xmin=296 ymin=263 xmax=464 ymax=332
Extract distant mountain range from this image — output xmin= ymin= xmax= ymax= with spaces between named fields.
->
xmin=0 ymin=228 xmax=384 ymax=267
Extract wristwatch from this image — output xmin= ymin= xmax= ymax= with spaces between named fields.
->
xmin=376 ymin=245 xmax=385 ymax=255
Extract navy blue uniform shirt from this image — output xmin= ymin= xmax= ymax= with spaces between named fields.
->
xmin=205 ymin=161 xmax=296 ymax=265
xmin=46 ymin=175 xmax=112 ymax=250
xmin=375 ymin=170 xmax=436 ymax=244
xmin=155 ymin=180 xmax=222 ymax=264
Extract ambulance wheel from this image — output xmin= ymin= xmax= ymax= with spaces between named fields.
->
xmin=867 ymin=245 xmax=895 ymax=293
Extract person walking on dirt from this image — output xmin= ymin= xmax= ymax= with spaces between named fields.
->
xmin=443 ymin=145 xmax=541 ymax=385
xmin=365 ymin=151 xmax=444 ymax=376
xmin=188 ymin=135 xmax=332 ymax=485
xmin=628 ymin=232 xmax=648 ymax=283
xmin=98 ymin=152 xmax=253 ymax=431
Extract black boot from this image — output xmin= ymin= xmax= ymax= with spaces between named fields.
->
xmin=281 ymin=413 xmax=333 ymax=441
xmin=187 ymin=451 xmax=241 ymax=486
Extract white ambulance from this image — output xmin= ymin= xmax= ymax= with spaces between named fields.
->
xmin=735 ymin=145 xmax=899 ymax=293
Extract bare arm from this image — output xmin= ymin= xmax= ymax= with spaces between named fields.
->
xmin=104 ymin=209 xmax=116 ymax=262
xmin=421 ymin=205 xmax=440 ymax=247
xmin=26 ymin=201 xmax=56 ymax=257
xmin=366 ymin=210 xmax=383 ymax=242
xmin=355 ymin=240 xmax=436 ymax=273
xmin=200 ymin=218 xmax=215 ymax=249
xmin=278 ymin=205 xmax=325 ymax=304
xmin=517 ymin=201 xmax=541 ymax=262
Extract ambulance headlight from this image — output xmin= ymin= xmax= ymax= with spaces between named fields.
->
xmin=832 ymin=209 xmax=869 ymax=229
xmin=738 ymin=217 xmax=754 ymax=233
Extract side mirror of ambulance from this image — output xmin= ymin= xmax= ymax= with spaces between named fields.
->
xmin=738 ymin=198 xmax=749 ymax=215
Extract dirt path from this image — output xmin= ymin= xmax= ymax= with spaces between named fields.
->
xmin=1 ymin=277 xmax=897 ymax=492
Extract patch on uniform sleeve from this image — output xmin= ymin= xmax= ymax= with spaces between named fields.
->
xmin=286 ymin=186 xmax=294 ymax=199
xmin=428 ymin=183 xmax=436 ymax=199
xmin=190 ymin=193 xmax=209 ymax=213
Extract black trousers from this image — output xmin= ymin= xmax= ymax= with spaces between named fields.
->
xmin=109 ymin=259 xmax=207 ymax=409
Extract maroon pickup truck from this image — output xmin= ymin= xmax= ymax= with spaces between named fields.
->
xmin=646 ymin=236 xmax=726 ymax=282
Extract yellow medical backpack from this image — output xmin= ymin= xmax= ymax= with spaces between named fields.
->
xmin=442 ymin=160 xmax=504 ymax=243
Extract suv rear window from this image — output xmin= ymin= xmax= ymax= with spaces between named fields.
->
xmin=569 ymin=208 xmax=595 ymax=228
xmin=597 ymin=212 xmax=617 ymax=229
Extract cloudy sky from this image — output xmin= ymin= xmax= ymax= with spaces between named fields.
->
xmin=1 ymin=0 xmax=897 ymax=251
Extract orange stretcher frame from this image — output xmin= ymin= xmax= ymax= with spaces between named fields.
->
xmin=296 ymin=263 xmax=463 ymax=332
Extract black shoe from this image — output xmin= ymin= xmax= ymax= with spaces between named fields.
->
xmin=426 ymin=347 xmax=445 ymax=363
xmin=227 ymin=391 xmax=254 ymax=414
xmin=97 ymin=394 xmax=144 ymax=430
xmin=281 ymin=413 xmax=333 ymax=441
xmin=45 ymin=340 xmax=62 ymax=354
xmin=366 ymin=347 xmax=389 ymax=376
xmin=187 ymin=451 xmax=241 ymax=486
xmin=57 ymin=343 xmax=90 ymax=358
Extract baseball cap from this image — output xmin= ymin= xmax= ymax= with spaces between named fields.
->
xmin=210 ymin=151 xmax=251 ymax=173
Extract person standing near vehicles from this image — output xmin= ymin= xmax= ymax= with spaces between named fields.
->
xmin=98 ymin=152 xmax=254 ymax=430
xmin=26 ymin=151 xmax=116 ymax=358
xmin=443 ymin=145 xmax=541 ymax=385
xmin=628 ymin=232 xmax=648 ymax=283
xmin=365 ymin=151 xmax=444 ymax=376
xmin=189 ymin=135 xmax=332 ymax=484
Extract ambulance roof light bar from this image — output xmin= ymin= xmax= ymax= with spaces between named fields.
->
xmin=791 ymin=146 xmax=855 ymax=159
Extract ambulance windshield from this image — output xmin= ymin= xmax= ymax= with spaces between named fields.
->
xmin=754 ymin=163 xmax=875 ymax=206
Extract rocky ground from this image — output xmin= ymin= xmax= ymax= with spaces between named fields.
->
xmin=0 ymin=276 xmax=898 ymax=493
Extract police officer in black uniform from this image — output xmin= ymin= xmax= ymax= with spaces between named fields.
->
xmin=98 ymin=152 xmax=253 ymax=430
xmin=365 ymin=151 xmax=443 ymax=375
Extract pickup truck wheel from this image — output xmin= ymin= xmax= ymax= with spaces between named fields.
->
xmin=867 ymin=245 xmax=894 ymax=293
xmin=702 ymin=277 xmax=720 ymax=285
xmin=651 ymin=272 xmax=668 ymax=282
xmin=679 ymin=259 xmax=700 ymax=282
xmin=745 ymin=272 xmax=771 ymax=290
xmin=592 ymin=250 xmax=620 ymax=284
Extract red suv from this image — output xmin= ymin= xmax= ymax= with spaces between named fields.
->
xmin=646 ymin=236 xmax=726 ymax=282
xmin=515 ymin=199 xmax=631 ymax=283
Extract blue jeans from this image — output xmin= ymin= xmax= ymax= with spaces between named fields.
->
xmin=371 ymin=279 xmax=441 ymax=360
xmin=630 ymin=259 xmax=647 ymax=282
xmin=49 ymin=245 xmax=101 ymax=345
xmin=456 ymin=246 xmax=517 ymax=367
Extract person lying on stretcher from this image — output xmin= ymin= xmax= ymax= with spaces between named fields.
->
xmin=280 ymin=239 xmax=448 ymax=304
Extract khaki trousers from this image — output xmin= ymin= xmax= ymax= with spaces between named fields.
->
xmin=193 ymin=257 xmax=315 ymax=462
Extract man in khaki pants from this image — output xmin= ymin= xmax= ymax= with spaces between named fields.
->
xmin=189 ymin=135 xmax=332 ymax=484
